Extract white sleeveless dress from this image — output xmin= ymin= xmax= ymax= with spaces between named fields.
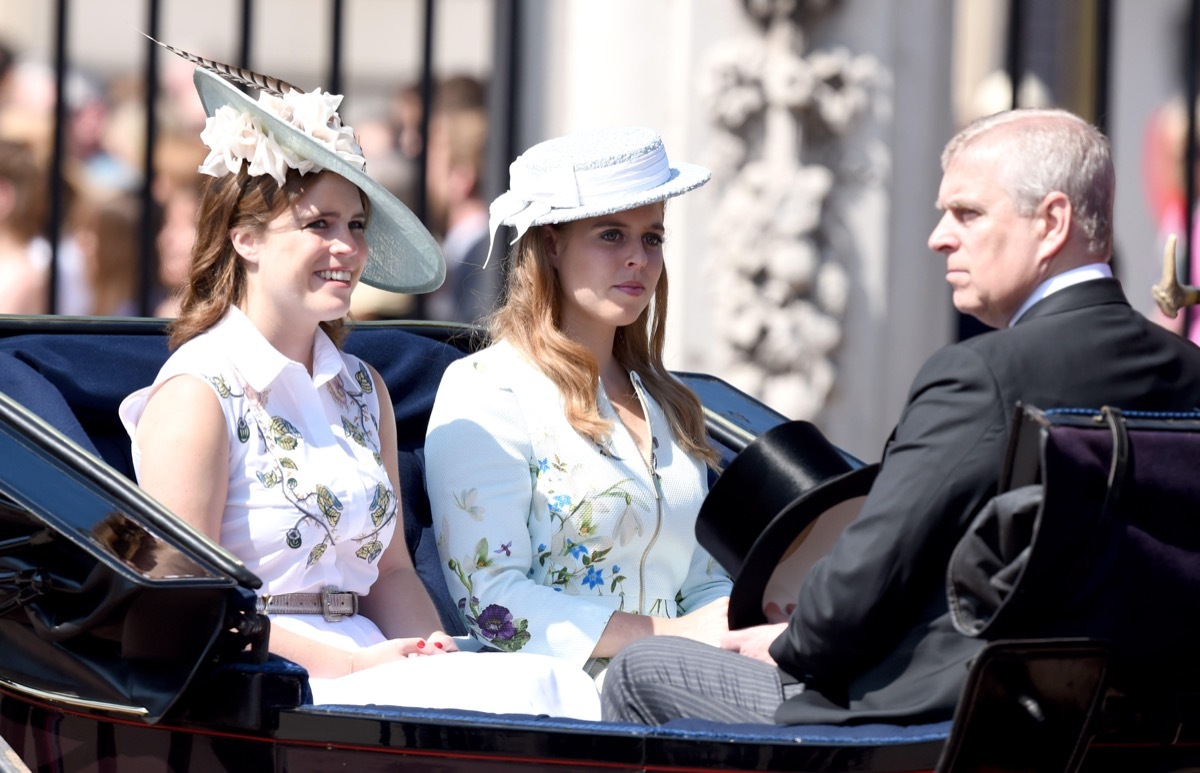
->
xmin=119 ymin=307 xmax=600 ymax=718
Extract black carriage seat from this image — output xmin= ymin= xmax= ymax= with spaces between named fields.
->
xmin=940 ymin=406 xmax=1200 ymax=772
xmin=0 ymin=323 xmax=968 ymax=767
xmin=0 ymin=324 xmax=468 ymax=636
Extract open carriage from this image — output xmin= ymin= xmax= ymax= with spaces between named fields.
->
xmin=0 ymin=312 xmax=1199 ymax=772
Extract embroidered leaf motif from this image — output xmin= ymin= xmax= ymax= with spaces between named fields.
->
xmin=355 ymin=364 xmax=373 ymax=393
xmin=210 ymin=375 xmax=232 ymax=398
xmin=270 ymin=416 xmax=301 ymax=450
xmin=373 ymin=452 xmax=383 ymax=467
xmin=341 ymin=416 xmax=367 ymax=447
xmin=369 ymin=483 xmax=393 ymax=526
xmin=236 ymin=416 xmax=250 ymax=443
xmin=356 ymin=539 xmax=383 ymax=563
xmin=279 ymin=457 xmax=298 ymax=470
xmin=256 ymin=469 xmax=281 ymax=488
xmin=306 ymin=542 xmax=327 ymax=567
xmin=316 ymin=484 xmax=343 ymax=526
xmin=453 ymin=489 xmax=485 ymax=521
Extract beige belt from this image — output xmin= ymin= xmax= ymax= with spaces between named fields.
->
xmin=257 ymin=585 xmax=359 ymax=622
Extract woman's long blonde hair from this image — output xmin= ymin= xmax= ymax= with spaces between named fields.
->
xmin=489 ymin=223 xmax=720 ymax=470
xmin=167 ymin=168 xmax=354 ymax=350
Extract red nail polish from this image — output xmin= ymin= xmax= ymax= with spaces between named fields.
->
xmin=417 ymin=640 xmax=425 ymax=648
xmin=434 ymin=641 xmax=444 ymax=649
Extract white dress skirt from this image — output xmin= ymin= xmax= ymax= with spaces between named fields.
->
xmin=272 ymin=614 xmax=602 ymax=719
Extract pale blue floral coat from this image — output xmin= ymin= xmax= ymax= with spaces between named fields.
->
xmin=424 ymin=340 xmax=732 ymax=670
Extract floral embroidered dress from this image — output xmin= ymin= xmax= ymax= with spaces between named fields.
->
xmin=119 ymin=309 xmax=602 ymax=717
xmin=424 ymin=340 xmax=733 ymax=672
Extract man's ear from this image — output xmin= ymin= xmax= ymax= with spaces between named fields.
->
xmin=229 ymin=227 xmax=259 ymax=264
xmin=1035 ymin=191 xmax=1072 ymax=264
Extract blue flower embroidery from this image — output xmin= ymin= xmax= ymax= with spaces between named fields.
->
xmin=612 ymin=564 xmax=621 ymax=574
xmin=583 ymin=565 xmax=604 ymax=589
xmin=568 ymin=541 xmax=589 ymax=560
xmin=549 ymin=494 xmax=573 ymax=515
xmin=537 ymin=457 xmax=550 ymax=473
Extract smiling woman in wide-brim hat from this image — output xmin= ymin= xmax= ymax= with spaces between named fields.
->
xmin=190 ymin=66 xmax=444 ymax=295
xmin=117 ymin=48 xmax=603 ymax=719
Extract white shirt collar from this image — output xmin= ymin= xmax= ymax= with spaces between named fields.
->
xmin=219 ymin=306 xmax=348 ymax=391
xmin=1008 ymin=262 xmax=1113 ymax=327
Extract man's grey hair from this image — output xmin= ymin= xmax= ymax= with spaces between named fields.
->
xmin=941 ymin=108 xmax=1115 ymax=259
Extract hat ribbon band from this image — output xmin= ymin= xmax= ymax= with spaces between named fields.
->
xmin=483 ymin=143 xmax=673 ymax=268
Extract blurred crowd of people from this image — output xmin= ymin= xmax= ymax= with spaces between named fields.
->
xmin=0 ymin=38 xmax=497 ymax=324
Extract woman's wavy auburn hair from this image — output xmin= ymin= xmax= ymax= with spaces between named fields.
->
xmin=167 ymin=167 xmax=357 ymax=350
xmin=489 ymin=221 xmax=720 ymax=470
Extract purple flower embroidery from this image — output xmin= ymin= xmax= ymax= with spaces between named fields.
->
xmin=476 ymin=604 xmax=516 ymax=641
xmin=494 ymin=541 xmax=513 ymax=556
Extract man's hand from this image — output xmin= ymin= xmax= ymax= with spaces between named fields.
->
xmin=719 ymin=622 xmax=787 ymax=665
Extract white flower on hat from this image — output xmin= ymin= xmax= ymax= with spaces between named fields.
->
xmin=198 ymin=88 xmax=366 ymax=187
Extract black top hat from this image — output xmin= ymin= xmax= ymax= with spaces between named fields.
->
xmin=697 ymin=420 xmax=879 ymax=629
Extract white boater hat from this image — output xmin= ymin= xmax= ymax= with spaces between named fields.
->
xmin=486 ymin=126 xmax=711 ymax=265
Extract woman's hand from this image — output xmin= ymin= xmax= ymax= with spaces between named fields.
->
xmin=349 ymin=631 xmax=460 ymax=673
xmin=423 ymin=630 xmax=459 ymax=654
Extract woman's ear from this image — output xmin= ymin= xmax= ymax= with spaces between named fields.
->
xmin=541 ymin=225 xmax=561 ymax=267
xmin=229 ymin=226 xmax=259 ymax=264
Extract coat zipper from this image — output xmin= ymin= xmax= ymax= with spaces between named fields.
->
xmin=627 ymin=372 xmax=662 ymax=616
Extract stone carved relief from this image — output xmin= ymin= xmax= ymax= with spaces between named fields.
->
xmin=702 ymin=0 xmax=887 ymax=419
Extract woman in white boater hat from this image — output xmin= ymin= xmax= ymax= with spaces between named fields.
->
xmin=424 ymin=127 xmax=733 ymax=678
xmin=118 ymin=50 xmax=600 ymax=718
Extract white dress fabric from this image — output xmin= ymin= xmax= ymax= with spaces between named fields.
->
xmin=424 ymin=339 xmax=733 ymax=672
xmin=119 ymin=308 xmax=600 ymax=719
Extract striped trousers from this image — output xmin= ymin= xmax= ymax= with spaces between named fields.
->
xmin=600 ymin=636 xmax=804 ymax=724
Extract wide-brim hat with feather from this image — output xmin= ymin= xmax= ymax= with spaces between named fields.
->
xmin=485 ymin=125 xmax=711 ymax=265
xmin=165 ymin=41 xmax=444 ymax=294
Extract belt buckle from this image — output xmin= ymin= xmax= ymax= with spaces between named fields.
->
xmin=321 ymin=585 xmax=353 ymax=622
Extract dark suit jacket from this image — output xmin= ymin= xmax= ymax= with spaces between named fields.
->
xmin=769 ymin=278 xmax=1200 ymax=725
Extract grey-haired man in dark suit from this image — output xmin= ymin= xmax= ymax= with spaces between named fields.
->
xmin=601 ymin=108 xmax=1200 ymax=726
